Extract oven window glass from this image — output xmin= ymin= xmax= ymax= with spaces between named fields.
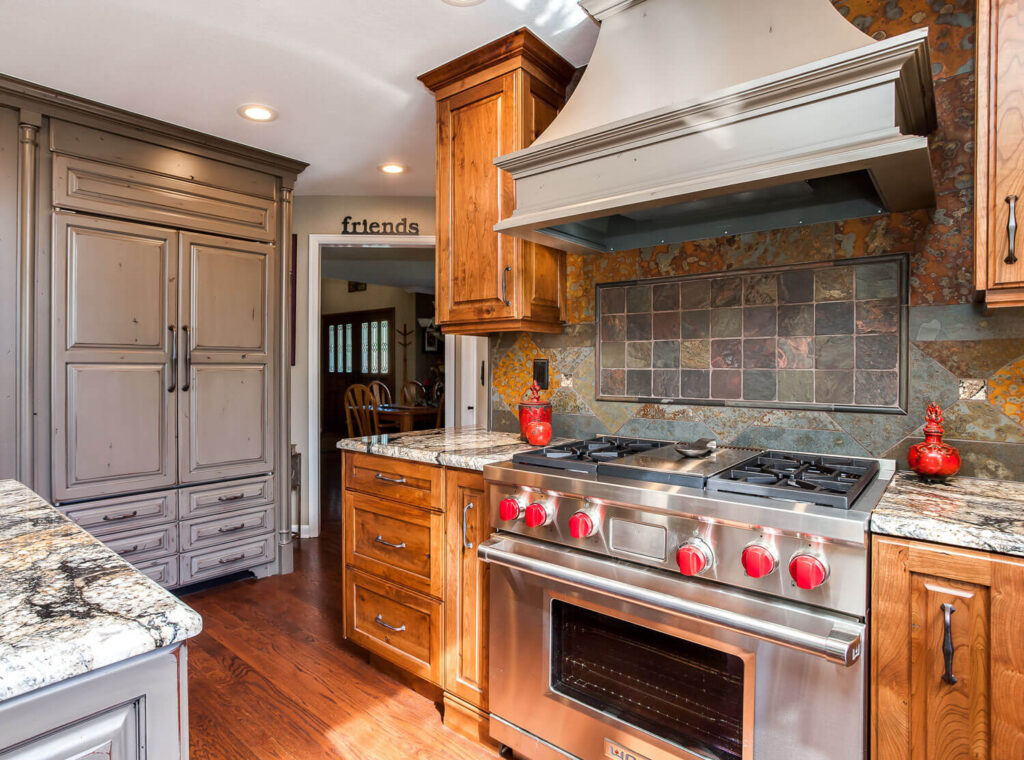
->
xmin=551 ymin=601 xmax=744 ymax=760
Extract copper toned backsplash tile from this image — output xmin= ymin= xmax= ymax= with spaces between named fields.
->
xmin=596 ymin=256 xmax=908 ymax=412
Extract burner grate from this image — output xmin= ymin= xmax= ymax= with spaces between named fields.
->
xmin=512 ymin=436 xmax=669 ymax=473
xmin=706 ymin=451 xmax=879 ymax=509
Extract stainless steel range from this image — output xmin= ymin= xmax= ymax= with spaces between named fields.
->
xmin=479 ymin=435 xmax=894 ymax=760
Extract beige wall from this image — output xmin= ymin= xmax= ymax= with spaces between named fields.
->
xmin=291 ymin=195 xmax=435 ymax=529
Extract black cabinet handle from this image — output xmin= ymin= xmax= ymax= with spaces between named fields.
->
xmin=502 ymin=265 xmax=512 ymax=307
xmin=218 ymin=553 xmax=247 ymax=565
xmin=941 ymin=602 xmax=957 ymax=685
xmin=181 ymin=325 xmax=191 ymax=392
xmin=102 ymin=510 xmax=138 ymax=522
xmin=217 ymin=524 xmax=247 ymax=534
xmin=217 ymin=493 xmax=246 ymax=503
xmin=168 ymin=326 xmax=177 ymax=392
xmin=1007 ymin=195 xmax=1019 ymax=265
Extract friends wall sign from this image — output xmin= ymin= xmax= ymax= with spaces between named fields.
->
xmin=341 ymin=216 xmax=421 ymax=235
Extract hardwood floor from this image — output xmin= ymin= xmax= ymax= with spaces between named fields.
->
xmin=184 ymin=451 xmax=497 ymax=759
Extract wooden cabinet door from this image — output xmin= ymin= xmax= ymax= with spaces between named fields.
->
xmin=437 ymin=74 xmax=519 ymax=326
xmin=873 ymin=536 xmax=1024 ymax=759
xmin=51 ymin=213 xmax=178 ymax=501
xmin=444 ymin=468 xmax=490 ymax=709
xmin=976 ymin=0 xmax=1024 ymax=302
xmin=179 ymin=232 xmax=274 ymax=483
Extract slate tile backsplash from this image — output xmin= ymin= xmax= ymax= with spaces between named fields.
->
xmin=596 ymin=257 xmax=906 ymax=412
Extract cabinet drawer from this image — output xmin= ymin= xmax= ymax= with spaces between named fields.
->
xmin=61 ymin=490 xmax=177 ymax=537
xmin=103 ymin=524 xmax=177 ymax=563
xmin=345 ymin=453 xmax=442 ymax=511
xmin=135 ymin=556 xmax=179 ymax=589
xmin=346 ymin=491 xmax=443 ymax=598
xmin=179 ymin=504 xmax=275 ymax=552
xmin=179 ymin=534 xmax=276 ymax=586
xmin=345 ymin=568 xmax=442 ymax=686
xmin=180 ymin=475 xmax=274 ymax=518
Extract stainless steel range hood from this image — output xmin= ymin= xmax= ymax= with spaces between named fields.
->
xmin=494 ymin=0 xmax=936 ymax=254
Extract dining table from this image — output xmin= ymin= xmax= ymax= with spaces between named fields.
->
xmin=377 ymin=404 xmax=439 ymax=433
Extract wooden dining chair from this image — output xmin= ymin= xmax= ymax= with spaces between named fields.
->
xmin=344 ymin=384 xmax=380 ymax=438
xmin=368 ymin=380 xmax=399 ymax=432
xmin=368 ymin=380 xmax=392 ymax=406
xmin=401 ymin=380 xmax=427 ymax=406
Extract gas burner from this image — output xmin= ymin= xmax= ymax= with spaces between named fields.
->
xmin=706 ymin=451 xmax=879 ymax=509
xmin=512 ymin=436 xmax=668 ymax=473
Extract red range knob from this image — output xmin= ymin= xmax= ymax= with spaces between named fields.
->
xmin=741 ymin=544 xmax=778 ymax=578
xmin=789 ymin=554 xmax=829 ymax=590
xmin=498 ymin=498 xmax=522 ymax=522
xmin=569 ymin=512 xmax=595 ymax=539
xmin=524 ymin=503 xmax=549 ymax=528
xmin=676 ymin=539 xmax=713 ymax=577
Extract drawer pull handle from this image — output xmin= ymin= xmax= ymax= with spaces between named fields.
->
xmin=218 ymin=553 xmax=248 ymax=565
xmin=374 ymin=535 xmax=407 ymax=550
xmin=462 ymin=501 xmax=474 ymax=550
xmin=217 ymin=493 xmax=247 ymax=502
xmin=941 ymin=602 xmax=957 ymax=685
xmin=218 ymin=524 xmax=247 ymax=534
xmin=374 ymin=473 xmax=406 ymax=485
xmin=121 ymin=544 xmax=140 ymax=555
xmin=102 ymin=510 xmax=139 ymax=522
xmin=374 ymin=614 xmax=406 ymax=633
xmin=1007 ymin=195 xmax=1020 ymax=265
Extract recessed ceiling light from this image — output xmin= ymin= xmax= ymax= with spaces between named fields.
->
xmin=380 ymin=163 xmax=406 ymax=175
xmin=237 ymin=103 xmax=278 ymax=122
xmin=442 ymin=0 xmax=485 ymax=6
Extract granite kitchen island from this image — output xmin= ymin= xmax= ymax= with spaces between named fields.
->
xmin=0 ymin=479 xmax=202 ymax=758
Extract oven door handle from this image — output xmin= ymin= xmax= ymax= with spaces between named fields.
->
xmin=478 ymin=539 xmax=864 ymax=666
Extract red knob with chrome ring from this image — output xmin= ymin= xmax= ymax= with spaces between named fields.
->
xmin=498 ymin=498 xmax=522 ymax=522
xmin=741 ymin=544 xmax=778 ymax=578
xmin=789 ymin=554 xmax=829 ymax=590
xmin=676 ymin=538 xmax=714 ymax=576
xmin=524 ymin=502 xmax=551 ymax=528
xmin=569 ymin=512 xmax=595 ymax=539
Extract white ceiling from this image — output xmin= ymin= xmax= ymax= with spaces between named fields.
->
xmin=322 ymin=245 xmax=435 ymax=293
xmin=0 ymin=0 xmax=598 ymax=196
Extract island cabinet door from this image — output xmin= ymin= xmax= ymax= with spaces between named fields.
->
xmin=443 ymin=468 xmax=490 ymax=711
xmin=178 ymin=231 xmax=275 ymax=484
xmin=872 ymin=536 xmax=1024 ymax=759
xmin=51 ymin=213 xmax=179 ymax=502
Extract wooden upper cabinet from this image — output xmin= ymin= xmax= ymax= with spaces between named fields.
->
xmin=178 ymin=232 xmax=275 ymax=483
xmin=976 ymin=0 xmax=1024 ymax=305
xmin=420 ymin=28 xmax=575 ymax=335
xmin=51 ymin=214 xmax=179 ymax=501
xmin=872 ymin=536 xmax=1024 ymax=759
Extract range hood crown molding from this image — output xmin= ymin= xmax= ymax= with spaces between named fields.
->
xmin=492 ymin=0 xmax=939 ymax=255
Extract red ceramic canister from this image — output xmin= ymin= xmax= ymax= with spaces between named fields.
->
xmin=518 ymin=401 xmax=552 ymax=441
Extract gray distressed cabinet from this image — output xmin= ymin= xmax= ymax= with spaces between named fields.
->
xmin=0 ymin=87 xmax=307 ymax=589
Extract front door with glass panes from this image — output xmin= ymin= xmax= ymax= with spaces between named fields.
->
xmin=322 ymin=307 xmax=395 ymax=434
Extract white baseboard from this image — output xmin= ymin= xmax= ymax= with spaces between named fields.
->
xmin=291 ymin=523 xmax=317 ymax=539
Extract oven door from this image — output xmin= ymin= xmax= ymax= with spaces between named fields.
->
xmin=480 ymin=535 xmax=866 ymax=760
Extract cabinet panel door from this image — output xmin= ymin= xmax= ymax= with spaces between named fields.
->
xmin=444 ymin=468 xmax=489 ymax=709
xmin=437 ymin=75 xmax=518 ymax=324
xmin=977 ymin=0 xmax=1024 ymax=294
xmin=873 ymin=537 xmax=1024 ymax=759
xmin=0 ymin=701 xmax=139 ymax=759
xmin=179 ymin=232 xmax=274 ymax=482
xmin=52 ymin=214 xmax=178 ymax=501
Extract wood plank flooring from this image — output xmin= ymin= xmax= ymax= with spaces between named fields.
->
xmin=184 ymin=451 xmax=497 ymax=759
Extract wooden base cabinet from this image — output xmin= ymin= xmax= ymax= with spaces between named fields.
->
xmin=419 ymin=29 xmax=575 ymax=336
xmin=342 ymin=454 xmax=495 ymax=747
xmin=872 ymin=536 xmax=1024 ymax=759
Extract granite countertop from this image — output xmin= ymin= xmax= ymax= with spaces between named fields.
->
xmin=871 ymin=472 xmax=1024 ymax=558
xmin=337 ymin=426 xmax=568 ymax=471
xmin=0 ymin=480 xmax=202 ymax=702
